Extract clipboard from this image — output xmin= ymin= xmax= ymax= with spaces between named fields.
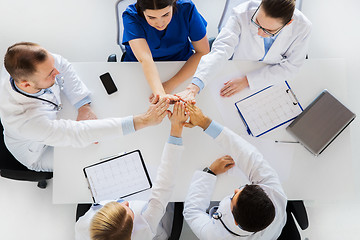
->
xmin=83 ymin=150 xmax=152 ymax=203
xmin=235 ymin=81 xmax=303 ymax=137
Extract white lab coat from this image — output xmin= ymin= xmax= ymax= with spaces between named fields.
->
xmin=183 ymin=126 xmax=287 ymax=240
xmin=195 ymin=0 xmax=312 ymax=90
xmin=0 ymin=54 xmax=128 ymax=171
xmin=75 ymin=142 xmax=184 ymax=240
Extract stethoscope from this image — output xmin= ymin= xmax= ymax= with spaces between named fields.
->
xmin=11 ymin=76 xmax=64 ymax=111
xmin=211 ymin=206 xmax=255 ymax=238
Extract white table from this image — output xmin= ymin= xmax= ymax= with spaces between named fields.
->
xmin=53 ymin=59 xmax=357 ymax=204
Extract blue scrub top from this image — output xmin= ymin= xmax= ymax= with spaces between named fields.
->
xmin=122 ymin=0 xmax=207 ymax=62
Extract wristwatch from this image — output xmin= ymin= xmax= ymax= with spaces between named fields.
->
xmin=203 ymin=167 xmax=216 ymax=176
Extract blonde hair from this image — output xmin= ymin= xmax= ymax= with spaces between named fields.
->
xmin=90 ymin=201 xmax=133 ymax=240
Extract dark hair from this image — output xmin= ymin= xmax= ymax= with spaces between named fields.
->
xmin=261 ymin=0 xmax=295 ymax=24
xmin=4 ymin=42 xmax=48 ymax=82
xmin=231 ymin=185 xmax=275 ymax=232
xmin=136 ymin=0 xmax=177 ymax=18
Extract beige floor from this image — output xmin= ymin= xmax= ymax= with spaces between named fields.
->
xmin=1 ymin=0 xmax=360 ymax=239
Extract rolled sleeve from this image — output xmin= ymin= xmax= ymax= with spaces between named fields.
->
xmin=121 ymin=116 xmax=135 ymax=135
xmin=191 ymin=77 xmax=205 ymax=93
xmin=74 ymin=95 xmax=91 ymax=110
xmin=204 ymin=120 xmax=224 ymax=139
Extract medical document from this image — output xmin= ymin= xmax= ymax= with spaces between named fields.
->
xmin=83 ymin=150 xmax=152 ymax=203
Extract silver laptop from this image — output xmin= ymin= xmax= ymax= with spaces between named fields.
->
xmin=286 ymin=90 xmax=356 ymax=156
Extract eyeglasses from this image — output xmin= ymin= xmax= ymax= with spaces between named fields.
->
xmin=250 ymin=5 xmax=290 ymax=37
xmin=230 ymin=185 xmax=246 ymax=200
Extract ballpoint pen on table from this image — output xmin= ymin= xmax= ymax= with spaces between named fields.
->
xmin=275 ymin=140 xmax=300 ymax=143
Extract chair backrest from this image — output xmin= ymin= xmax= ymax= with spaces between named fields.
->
xmin=218 ymin=0 xmax=249 ymax=33
xmin=116 ymin=0 xmax=137 ymax=53
xmin=277 ymin=200 xmax=308 ymax=240
xmin=0 ymin=119 xmax=53 ymax=183
xmin=217 ymin=0 xmax=303 ymax=33
xmin=0 ymin=120 xmax=29 ymax=170
xmin=295 ymin=0 xmax=303 ymax=11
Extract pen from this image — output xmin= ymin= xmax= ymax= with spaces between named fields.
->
xmin=275 ymin=140 xmax=300 ymax=143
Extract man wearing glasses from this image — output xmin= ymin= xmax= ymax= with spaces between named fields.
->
xmin=176 ymin=0 xmax=311 ymax=100
xmin=183 ymin=103 xmax=287 ymax=239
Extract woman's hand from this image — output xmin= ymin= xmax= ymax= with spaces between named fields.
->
xmin=220 ymin=76 xmax=249 ymax=97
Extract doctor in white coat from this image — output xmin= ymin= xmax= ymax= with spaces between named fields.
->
xmin=0 ymin=42 xmax=170 ymax=172
xmin=176 ymin=0 xmax=312 ymax=101
xmin=183 ymin=103 xmax=287 ymax=240
xmin=75 ymin=102 xmax=188 ymax=240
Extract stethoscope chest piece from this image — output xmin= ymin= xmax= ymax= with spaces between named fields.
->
xmin=213 ymin=211 xmax=222 ymax=220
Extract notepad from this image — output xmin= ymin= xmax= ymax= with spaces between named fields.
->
xmin=83 ymin=150 xmax=152 ymax=203
xmin=235 ymin=81 xmax=303 ymax=137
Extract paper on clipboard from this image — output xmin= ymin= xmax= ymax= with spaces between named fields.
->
xmin=83 ymin=150 xmax=152 ymax=203
xmin=235 ymin=81 xmax=303 ymax=137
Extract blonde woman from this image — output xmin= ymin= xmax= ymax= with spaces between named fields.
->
xmin=75 ymin=102 xmax=188 ymax=240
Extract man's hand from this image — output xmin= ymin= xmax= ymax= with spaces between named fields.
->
xmin=149 ymin=93 xmax=179 ymax=104
xmin=174 ymin=83 xmax=199 ymax=104
xmin=209 ymin=155 xmax=235 ymax=175
xmin=167 ymin=102 xmax=189 ymax=137
xmin=134 ymin=95 xmax=170 ymax=130
xmin=220 ymin=76 xmax=249 ymax=97
xmin=76 ymin=104 xmax=98 ymax=144
xmin=76 ymin=104 xmax=97 ymax=121
xmin=184 ymin=103 xmax=211 ymax=130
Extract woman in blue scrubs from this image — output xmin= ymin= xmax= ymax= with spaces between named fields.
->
xmin=122 ymin=0 xmax=209 ymax=102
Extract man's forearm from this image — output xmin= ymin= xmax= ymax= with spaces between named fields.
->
xmin=199 ymin=116 xmax=212 ymax=130
xmin=133 ymin=113 xmax=148 ymax=131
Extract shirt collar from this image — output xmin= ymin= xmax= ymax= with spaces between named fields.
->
xmin=10 ymin=76 xmax=50 ymax=97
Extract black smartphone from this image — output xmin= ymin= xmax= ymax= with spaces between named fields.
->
xmin=99 ymin=72 xmax=118 ymax=95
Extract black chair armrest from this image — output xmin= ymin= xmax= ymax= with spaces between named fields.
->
xmin=76 ymin=203 xmax=92 ymax=222
xmin=168 ymin=202 xmax=184 ymax=240
xmin=107 ymin=54 xmax=117 ymax=62
xmin=208 ymin=37 xmax=216 ymax=50
xmin=288 ymin=200 xmax=309 ymax=230
xmin=0 ymin=169 xmax=52 ymax=182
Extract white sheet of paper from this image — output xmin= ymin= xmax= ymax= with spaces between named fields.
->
xmin=84 ymin=151 xmax=151 ymax=203
xmin=235 ymin=83 xmax=302 ymax=137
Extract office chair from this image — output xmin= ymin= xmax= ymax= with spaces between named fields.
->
xmin=106 ymin=0 xmax=136 ymax=62
xmin=277 ymin=200 xmax=309 ymax=240
xmin=76 ymin=202 xmax=184 ymax=240
xmin=116 ymin=0 xmax=137 ymax=61
xmin=218 ymin=0 xmax=303 ymax=33
xmin=218 ymin=0 xmax=249 ymax=33
xmin=0 ymin=120 xmax=53 ymax=189
xmin=116 ymin=0 xmax=137 ymax=54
